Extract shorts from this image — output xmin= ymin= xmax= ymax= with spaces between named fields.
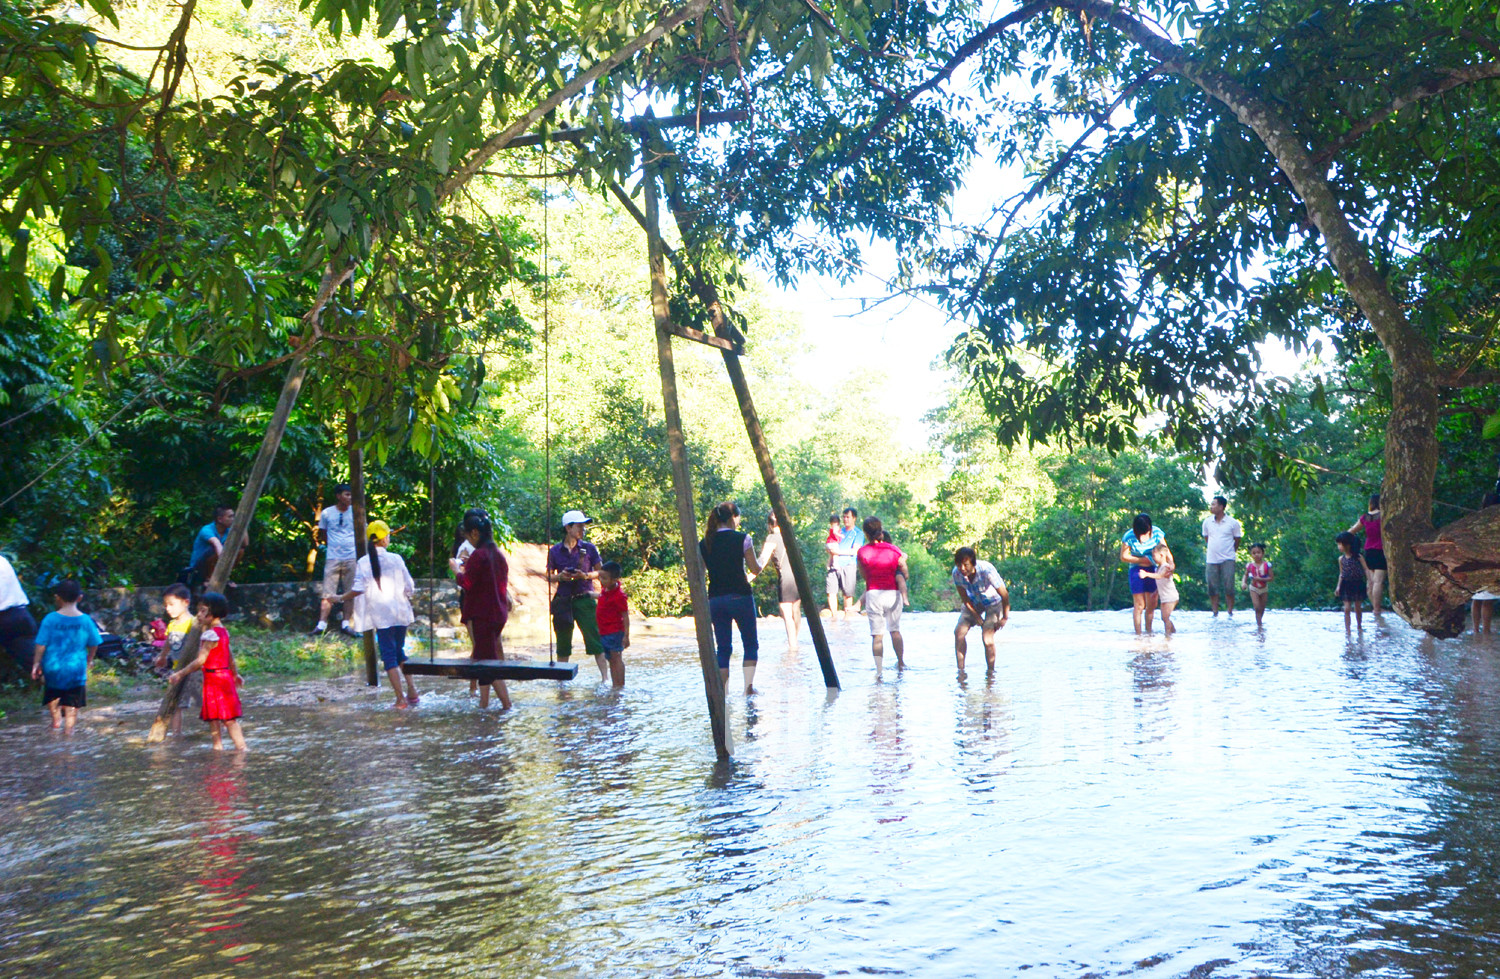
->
xmin=323 ymin=558 xmax=357 ymax=599
xmin=1364 ymin=548 xmax=1387 ymax=571
xmin=43 ymin=686 xmax=85 ymax=708
xmin=1129 ymin=564 xmax=1158 ymax=595
xmin=599 ymin=631 xmax=625 ymax=655
xmin=864 ymin=589 xmax=902 ymax=636
xmin=826 ymin=565 xmax=857 ymax=598
xmin=957 ymin=605 xmax=1003 ymax=630
xmin=1205 ymin=560 xmax=1236 ymax=596
xmin=376 ymin=625 xmax=408 ymax=671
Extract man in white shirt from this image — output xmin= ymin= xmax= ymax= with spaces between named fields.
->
xmin=0 ymin=553 xmax=36 ymax=678
xmin=1201 ymin=495 xmax=1243 ymax=616
xmin=313 ymin=484 xmax=359 ymax=636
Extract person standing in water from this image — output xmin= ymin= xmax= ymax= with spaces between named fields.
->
xmin=1140 ymin=542 xmax=1179 ymax=636
xmin=453 ymin=512 xmax=512 ymax=710
xmin=757 ymin=511 xmax=802 ymax=650
xmin=1243 ymin=543 xmax=1274 ymax=628
xmin=857 ymin=517 xmax=909 ymax=677
xmin=1121 ymin=513 xmax=1164 ymax=635
xmin=1334 ymin=531 xmax=1369 ymax=634
xmin=700 ymin=501 xmax=763 ymax=694
xmin=951 ymin=547 xmax=1010 ymax=673
xmin=825 ymin=507 xmax=864 ymax=620
xmin=1201 ymin=496 xmax=1242 ymax=617
xmin=1347 ymin=494 xmax=1386 ymax=614
xmin=343 ymin=520 xmax=421 ymax=709
xmin=547 ymin=510 xmax=604 ymax=663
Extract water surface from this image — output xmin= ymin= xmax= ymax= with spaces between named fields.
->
xmin=3 ymin=610 xmax=1500 ymax=978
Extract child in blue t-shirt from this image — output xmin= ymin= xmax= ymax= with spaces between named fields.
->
xmin=30 ymin=580 xmax=101 ymax=734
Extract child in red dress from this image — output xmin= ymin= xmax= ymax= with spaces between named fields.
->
xmin=168 ymin=591 xmax=246 ymax=751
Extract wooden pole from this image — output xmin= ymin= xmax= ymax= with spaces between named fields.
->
xmin=347 ymin=409 xmax=379 ymax=685
xmin=644 ymin=160 xmax=730 ymax=759
xmin=610 ymin=178 xmax=840 ymax=688
xmin=148 ymin=348 xmax=310 ymax=741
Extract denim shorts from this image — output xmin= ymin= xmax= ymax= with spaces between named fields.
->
xmin=599 ymin=631 xmax=625 ymax=655
xmin=376 ymin=625 xmax=408 ymax=671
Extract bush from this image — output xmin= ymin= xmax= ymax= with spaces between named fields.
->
xmin=625 ymin=566 xmax=692 ymax=617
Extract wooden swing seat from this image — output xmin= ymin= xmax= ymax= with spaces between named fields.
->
xmin=401 ymin=658 xmax=578 ymax=681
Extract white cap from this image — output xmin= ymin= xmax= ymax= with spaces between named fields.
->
xmin=561 ymin=509 xmax=591 ymax=527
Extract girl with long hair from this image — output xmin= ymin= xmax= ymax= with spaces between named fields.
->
xmin=757 ymin=511 xmax=802 ymax=650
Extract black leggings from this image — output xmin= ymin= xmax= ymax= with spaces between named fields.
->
xmin=0 ymin=605 xmax=38 ymax=678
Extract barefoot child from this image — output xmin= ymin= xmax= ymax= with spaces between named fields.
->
xmin=595 ymin=562 xmax=629 ymax=687
xmin=153 ymin=583 xmax=200 ymax=735
xmin=1334 ymin=532 xmax=1368 ymax=635
xmin=343 ymin=520 xmax=421 ymax=709
xmin=168 ymin=591 xmax=247 ymax=750
xmin=1141 ymin=543 xmax=1179 ymax=636
xmin=1243 ymin=543 xmax=1273 ymax=627
xmin=31 ymin=580 xmax=100 ymax=734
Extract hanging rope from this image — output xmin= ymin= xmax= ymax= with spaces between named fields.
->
xmin=544 ymin=161 xmax=555 ymax=667
xmin=428 ymin=458 xmax=436 ymax=663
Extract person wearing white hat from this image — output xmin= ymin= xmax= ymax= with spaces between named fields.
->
xmin=0 ymin=553 xmax=37 ymax=678
xmin=546 ymin=510 xmax=605 ymax=662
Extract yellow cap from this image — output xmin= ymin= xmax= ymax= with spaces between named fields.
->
xmin=367 ymin=519 xmax=392 ymax=541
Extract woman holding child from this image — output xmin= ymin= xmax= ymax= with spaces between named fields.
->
xmin=1120 ymin=513 xmax=1164 ymax=636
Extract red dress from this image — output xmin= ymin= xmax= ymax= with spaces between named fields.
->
xmin=456 ymin=546 xmax=509 ymax=661
xmin=200 ymin=625 xmax=242 ymax=721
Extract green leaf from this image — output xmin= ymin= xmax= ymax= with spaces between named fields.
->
xmin=1483 ymin=411 xmax=1500 ymax=441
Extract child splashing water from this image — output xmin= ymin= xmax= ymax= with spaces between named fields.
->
xmin=1334 ymin=532 xmax=1368 ymax=635
xmin=1243 ymin=543 xmax=1274 ymax=627
xmin=1140 ymin=543 xmax=1179 ymax=636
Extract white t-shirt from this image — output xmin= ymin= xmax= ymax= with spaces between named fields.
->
xmin=1202 ymin=515 xmax=1243 ymax=564
xmin=319 ymin=505 xmax=358 ymax=562
xmin=453 ymin=540 xmax=475 ymax=576
xmin=0 ymin=555 xmax=27 ymax=610
xmin=351 ymin=548 xmax=416 ymax=631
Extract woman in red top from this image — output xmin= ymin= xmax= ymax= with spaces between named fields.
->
xmin=1346 ymin=493 xmax=1385 ymax=614
xmin=167 ymin=591 xmax=246 ymax=751
xmin=856 ymin=516 xmax=909 ymax=677
xmin=454 ymin=513 xmax=512 ymax=710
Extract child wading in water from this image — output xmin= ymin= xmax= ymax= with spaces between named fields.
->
xmin=153 ymin=583 xmax=201 ymax=735
xmin=1243 ymin=543 xmax=1274 ymax=627
xmin=1334 ymin=532 xmax=1369 ymax=635
xmin=169 ymin=591 xmax=247 ymax=750
xmin=31 ymin=580 xmax=101 ymax=734
xmin=594 ymin=562 xmax=629 ymax=686
xmin=1140 ymin=543 xmax=1179 ymax=636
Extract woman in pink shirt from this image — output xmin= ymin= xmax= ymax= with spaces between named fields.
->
xmin=856 ymin=516 xmax=910 ymax=677
xmin=1346 ymin=494 xmax=1385 ymax=614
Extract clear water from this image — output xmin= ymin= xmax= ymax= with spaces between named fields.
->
xmin=3 ymin=610 xmax=1500 ymax=978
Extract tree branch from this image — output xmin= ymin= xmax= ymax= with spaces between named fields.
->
xmin=438 ymin=0 xmax=713 ymax=199
xmin=1312 ymin=60 xmax=1500 ymax=165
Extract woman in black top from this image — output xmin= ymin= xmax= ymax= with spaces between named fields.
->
xmin=699 ymin=501 xmax=764 ymax=694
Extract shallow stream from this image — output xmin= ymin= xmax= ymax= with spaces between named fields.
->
xmin=4 ymin=610 xmax=1500 ymax=977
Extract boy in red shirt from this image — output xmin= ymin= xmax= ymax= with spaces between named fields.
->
xmin=595 ymin=562 xmax=629 ymax=687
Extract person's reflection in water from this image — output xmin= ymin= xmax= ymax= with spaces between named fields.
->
xmin=190 ymin=755 xmax=257 ymax=965
xmin=867 ymin=685 xmax=911 ymax=805
xmin=1130 ymin=649 xmax=1177 ymax=747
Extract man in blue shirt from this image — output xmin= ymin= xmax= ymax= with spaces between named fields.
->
xmin=188 ymin=506 xmax=244 ymax=588
xmin=825 ymin=507 xmax=866 ymax=620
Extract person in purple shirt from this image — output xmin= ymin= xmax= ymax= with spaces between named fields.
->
xmin=546 ymin=510 xmax=605 ymax=662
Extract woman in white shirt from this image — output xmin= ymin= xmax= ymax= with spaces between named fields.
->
xmin=343 ymin=521 xmax=421 ymax=708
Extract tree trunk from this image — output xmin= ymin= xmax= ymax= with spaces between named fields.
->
xmin=645 ymin=164 xmax=730 ymax=759
xmin=347 ymin=410 xmax=379 ymax=684
xmin=148 ymin=348 xmax=311 ymax=741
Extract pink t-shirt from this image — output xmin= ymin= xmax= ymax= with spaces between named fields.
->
xmin=857 ymin=541 xmax=905 ymax=591
xmin=1359 ymin=513 xmax=1383 ymax=550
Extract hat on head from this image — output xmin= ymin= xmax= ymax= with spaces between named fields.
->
xmin=560 ymin=509 xmax=591 ymax=527
xmin=367 ymin=519 xmax=392 ymax=540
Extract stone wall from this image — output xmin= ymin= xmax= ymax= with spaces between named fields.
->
xmin=82 ymin=543 xmax=556 ymax=640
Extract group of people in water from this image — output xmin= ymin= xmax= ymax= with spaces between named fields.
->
xmin=10 ymin=484 xmax=1493 ymax=750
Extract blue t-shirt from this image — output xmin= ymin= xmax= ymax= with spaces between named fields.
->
xmin=1122 ymin=527 xmax=1165 ymax=561
xmin=35 ymin=611 xmax=101 ymax=690
xmin=190 ymin=522 xmax=226 ymax=567
xmin=834 ymin=526 xmax=866 ymax=569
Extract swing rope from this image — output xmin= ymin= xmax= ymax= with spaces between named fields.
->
xmin=544 ymin=163 xmax=555 ymax=667
xmin=428 ymin=457 xmax=436 ymax=663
